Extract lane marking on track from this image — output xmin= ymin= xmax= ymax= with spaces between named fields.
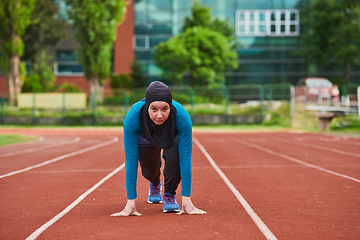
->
xmin=28 ymin=169 xmax=118 ymax=174
xmin=193 ymin=138 xmax=277 ymax=240
xmin=231 ymin=137 xmax=360 ymax=184
xmin=271 ymin=137 xmax=360 ymax=158
xmin=297 ymin=136 xmax=360 ymax=146
xmin=25 ymin=163 xmax=125 ymax=240
xmin=0 ymin=137 xmax=118 ymax=179
xmin=0 ymin=137 xmax=81 ymax=158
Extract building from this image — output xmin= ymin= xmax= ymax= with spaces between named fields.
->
xmin=0 ymin=0 xmax=358 ymax=95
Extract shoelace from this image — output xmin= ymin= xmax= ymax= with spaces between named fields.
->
xmin=164 ymin=195 xmax=175 ymax=204
xmin=150 ymin=185 xmax=160 ymax=196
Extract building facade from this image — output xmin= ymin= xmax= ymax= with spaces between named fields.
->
xmin=0 ymin=0 xmax=358 ymax=95
xmin=132 ymin=0 xmax=359 ymax=85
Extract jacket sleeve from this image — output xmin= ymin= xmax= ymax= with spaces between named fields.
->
xmin=173 ymin=101 xmax=193 ymax=197
xmin=123 ymin=101 xmax=143 ymax=199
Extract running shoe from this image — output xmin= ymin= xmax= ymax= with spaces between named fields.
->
xmin=147 ymin=182 xmax=163 ymax=204
xmin=163 ymin=193 xmax=180 ymax=213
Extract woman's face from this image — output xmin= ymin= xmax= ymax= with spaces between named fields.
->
xmin=148 ymin=101 xmax=170 ymax=125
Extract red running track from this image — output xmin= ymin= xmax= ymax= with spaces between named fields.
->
xmin=0 ymin=128 xmax=359 ymax=239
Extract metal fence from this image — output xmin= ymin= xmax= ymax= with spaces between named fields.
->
xmin=2 ymin=83 xmax=358 ymax=126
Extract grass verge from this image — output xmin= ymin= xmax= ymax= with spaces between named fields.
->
xmin=0 ymin=134 xmax=38 ymax=146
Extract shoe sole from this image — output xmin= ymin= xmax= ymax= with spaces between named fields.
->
xmin=163 ymin=208 xmax=180 ymax=213
xmin=147 ymin=200 xmax=163 ymax=204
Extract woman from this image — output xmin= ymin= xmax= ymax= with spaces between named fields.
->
xmin=111 ymin=81 xmax=206 ymax=216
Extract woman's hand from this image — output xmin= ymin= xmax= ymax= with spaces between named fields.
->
xmin=111 ymin=199 xmax=142 ymax=217
xmin=177 ymin=196 xmax=206 ymax=215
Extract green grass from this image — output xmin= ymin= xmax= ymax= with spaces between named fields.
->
xmin=0 ymin=134 xmax=38 ymax=146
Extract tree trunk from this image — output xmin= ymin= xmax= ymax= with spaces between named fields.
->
xmin=8 ymin=54 xmax=22 ymax=106
xmin=345 ymin=63 xmax=351 ymax=85
xmin=89 ymin=76 xmax=103 ymax=105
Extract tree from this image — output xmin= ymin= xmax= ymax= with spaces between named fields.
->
xmin=181 ymin=1 xmax=240 ymax=51
xmin=130 ymin=60 xmax=147 ymax=88
xmin=23 ymin=0 xmax=67 ymax=70
xmin=154 ymin=27 xmax=238 ymax=87
xmin=65 ymin=0 xmax=127 ymax=102
xmin=300 ymin=0 xmax=360 ymax=84
xmin=0 ymin=0 xmax=36 ymax=105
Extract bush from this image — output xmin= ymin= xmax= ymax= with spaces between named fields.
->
xmin=22 ymin=73 xmax=42 ymax=93
xmin=330 ymin=114 xmax=360 ymax=130
xmin=110 ymin=73 xmax=132 ymax=95
xmin=53 ymin=83 xmax=83 ymax=93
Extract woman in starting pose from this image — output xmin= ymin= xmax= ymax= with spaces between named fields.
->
xmin=111 ymin=81 xmax=206 ymax=216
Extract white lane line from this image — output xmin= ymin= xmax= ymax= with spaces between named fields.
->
xmin=25 ymin=163 xmax=125 ymax=240
xmin=271 ymin=137 xmax=360 ymax=158
xmin=299 ymin=136 xmax=360 ymax=146
xmin=0 ymin=137 xmax=118 ymax=179
xmin=0 ymin=137 xmax=81 ymax=158
xmin=193 ymin=138 xmax=277 ymax=240
xmin=231 ymin=137 xmax=360 ymax=184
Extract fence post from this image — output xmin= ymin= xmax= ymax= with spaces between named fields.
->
xmin=268 ymin=87 xmax=273 ymax=101
xmin=32 ymin=93 xmax=36 ymax=125
xmin=259 ymin=85 xmax=264 ymax=123
xmin=124 ymin=89 xmax=129 ymax=115
xmin=357 ymin=86 xmax=360 ymax=119
xmin=62 ymin=93 xmax=66 ymax=125
xmin=290 ymin=85 xmax=295 ymax=127
xmin=0 ymin=96 xmax=4 ymax=124
xmin=190 ymin=87 xmax=195 ymax=123
xmin=224 ymin=86 xmax=230 ymax=124
xmin=92 ymin=92 xmax=97 ymax=125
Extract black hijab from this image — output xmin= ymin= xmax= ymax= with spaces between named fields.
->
xmin=139 ymin=81 xmax=176 ymax=149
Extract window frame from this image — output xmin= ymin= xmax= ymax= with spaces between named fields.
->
xmin=235 ymin=9 xmax=299 ymax=37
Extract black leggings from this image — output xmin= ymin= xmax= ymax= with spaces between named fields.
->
xmin=138 ymin=136 xmax=181 ymax=195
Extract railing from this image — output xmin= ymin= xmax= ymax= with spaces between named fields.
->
xmin=0 ymin=84 xmax=304 ymax=126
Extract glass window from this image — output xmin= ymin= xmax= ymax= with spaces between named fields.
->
xmin=149 ymin=24 xmax=172 ymax=34
xmin=281 ymin=13 xmax=285 ymax=21
xmin=135 ymin=12 xmax=146 ymax=23
xmin=235 ymin=9 xmax=300 ymax=36
xmin=150 ymin=37 xmax=170 ymax=48
xmin=148 ymin=10 xmax=172 ymax=23
xmin=249 ymin=25 xmax=254 ymax=33
xmin=212 ymin=11 xmax=235 ymax=23
xmin=148 ymin=0 xmax=171 ymax=10
xmin=250 ymin=13 xmax=254 ymax=21
xmin=57 ymin=65 xmax=83 ymax=74
xmin=135 ymin=50 xmax=150 ymax=60
xmin=259 ymin=25 xmax=265 ymax=33
xmin=281 ymin=25 xmax=286 ymax=32
xmin=259 ymin=13 xmax=264 ymax=21
xmin=173 ymin=0 xmax=193 ymax=10
xmin=134 ymin=0 xmax=146 ymax=11
xmin=271 ymin=13 xmax=275 ymax=20
xmin=172 ymin=10 xmax=191 ymax=24
xmin=290 ymin=13 xmax=296 ymax=21
xmin=204 ymin=0 xmax=235 ymax=10
xmin=271 ymin=25 xmax=276 ymax=32
xmin=239 ymin=25 xmax=245 ymax=33
xmin=135 ymin=37 xmax=147 ymax=48
xmin=290 ymin=25 xmax=296 ymax=32
xmin=56 ymin=50 xmax=77 ymax=61
xmin=135 ymin=24 xmax=148 ymax=34
xmin=239 ymin=13 xmax=245 ymax=21
xmin=148 ymin=63 xmax=163 ymax=75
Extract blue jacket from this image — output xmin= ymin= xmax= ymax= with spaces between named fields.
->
xmin=123 ymin=100 xmax=192 ymax=199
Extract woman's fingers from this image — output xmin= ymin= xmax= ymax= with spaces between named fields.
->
xmin=111 ymin=210 xmax=142 ymax=217
xmin=177 ymin=207 xmax=206 ymax=215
